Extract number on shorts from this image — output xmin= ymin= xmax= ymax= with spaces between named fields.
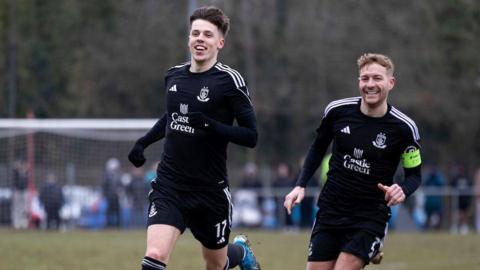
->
xmin=215 ymin=219 xmax=227 ymax=238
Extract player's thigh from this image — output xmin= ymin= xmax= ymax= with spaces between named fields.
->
xmin=145 ymin=224 xmax=181 ymax=263
xmin=145 ymin=186 xmax=187 ymax=262
xmin=333 ymin=252 xmax=364 ymax=270
xmin=307 ymin=261 xmax=335 ymax=270
xmin=202 ymin=245 xmax=228 ymax=269
xmin=188 ymin=188 xmax=232 ymax=250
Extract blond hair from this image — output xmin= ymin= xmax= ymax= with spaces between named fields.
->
xmin=357 ymin=53 xmax=394 ymax=76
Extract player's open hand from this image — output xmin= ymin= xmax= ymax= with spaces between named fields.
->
xmin=128 ymin=143 xmax=146 ymax=167
xmin=284 ymin=186 xmax=305 ymax=215
xmin=377 ymin=183 xmax=405 ymax=206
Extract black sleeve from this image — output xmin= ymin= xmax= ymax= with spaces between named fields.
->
xmin=137 ymin=114 xmax=167 ymax=148
xmin=398 ymin=122 xmax=422 ymax=197
xmin=209 ymin=109 xmax=257 ymax=148
xmin=296 ymin=118 xmax=334 ymax=187
xmin=400 ymin=165 xmax=422 ymax=197
xmin=207 ymin=83 xmax=257 ymax=148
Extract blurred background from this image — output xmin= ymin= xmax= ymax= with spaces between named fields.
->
xmin=0 ymin=0 xmax=479 ymax=235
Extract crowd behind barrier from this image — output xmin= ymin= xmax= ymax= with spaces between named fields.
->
xmin=1 ymin=159 xmax=479 ymax=234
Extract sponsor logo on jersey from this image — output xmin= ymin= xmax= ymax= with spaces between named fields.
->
xmin=341 ymin=126 xmax=351 ymax=134
xmin=343 ymin=148 xmax=371 ymax=175
xmin=197 ymin=86 xmax=210 ymax=102
xmin=149 ymin=204 xmax=157 ymax=218
xmin=168 ymin=84 xmax=177 ymax=92
xmin=372 ymin=132 xmax=387 ymax=149
xmin=170 ymin=112 xmax=195 ymax=134
xmin=170 ymin=104 xmax=195 ymax=134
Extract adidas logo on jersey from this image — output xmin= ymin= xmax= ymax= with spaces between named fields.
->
xmin=341 ymin=126 xmax=351 ymax=134
xmin=169 ymin=84 xmax=177 ymax=92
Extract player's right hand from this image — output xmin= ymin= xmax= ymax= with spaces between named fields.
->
xmin=128 ymin=143 xmax=146 ymax=167
xmin=283 ymin=186 xmax=305 ymax=215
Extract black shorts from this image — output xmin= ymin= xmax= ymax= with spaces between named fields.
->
xmin=308 ymin=217 xmax=388 ymax=264
xmin=147 ymin=182 xmax=233 ymax=249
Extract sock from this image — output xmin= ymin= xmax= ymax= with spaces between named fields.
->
xmin=227 ymin=243 xmax=245 ymax=268
xmin=141 ymin=256 xmax=166 ymax=270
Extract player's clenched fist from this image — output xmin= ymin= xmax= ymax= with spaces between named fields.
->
xmin=128 ymin=143 xmax=146 ymax=167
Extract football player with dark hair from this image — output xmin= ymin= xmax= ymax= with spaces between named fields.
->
xmin=129 ymin=6 xmax=260 ymax=270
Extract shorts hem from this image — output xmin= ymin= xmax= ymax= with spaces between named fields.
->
xmin=147 ymin=221 xmax=187 ymax=234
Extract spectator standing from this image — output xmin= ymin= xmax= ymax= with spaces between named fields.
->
xmin=474 ymin=168 xmax=480 ymax=233
xmin=450 ymin=164 xmax=472 ymax=235
xmin=239 ymin=162 xmax=263 ymax=190
xmin=272 ymin=163 xmax=297 ymax=228
xmin=127 ymin=167 xmax=150 ymax=228
xmin=11 ymin=160 xmax=29 ymax=229
xmin=102 ymin=158 xmax=122 ymax=228
xmin=423 ymin=165 xmax=445 ymax=230
xmin=39 ymin=173 xmax=64 ymax=230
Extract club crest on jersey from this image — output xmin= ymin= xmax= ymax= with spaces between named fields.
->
xmin=197 ymin=86 xmax=210 ymax=102
xmin=372 ymin=132 xmax=387 ymax=149
xmin=180 ymin=103 xmax=188 ymax=114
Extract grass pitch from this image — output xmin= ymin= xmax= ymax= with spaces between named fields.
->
xmin=0 ymin=228 xmax=479 ymax=270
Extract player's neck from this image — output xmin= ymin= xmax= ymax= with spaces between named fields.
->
xmin=360 ymin=100 xmax=388 ymax=118
xmin=190 ymin=57 xmax=217 ymax=73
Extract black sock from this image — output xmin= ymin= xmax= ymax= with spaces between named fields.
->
xmin=141 ymin=256 xmax=166 ymax=270
xmin=227 ymin=243 xmax=245 ymax=268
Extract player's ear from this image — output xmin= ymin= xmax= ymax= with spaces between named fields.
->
xmin=388 ymin=76 xmax=395 ymax=90
xmin=218 ymin=38 xmax=225 ymax=50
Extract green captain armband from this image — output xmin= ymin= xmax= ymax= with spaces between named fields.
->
xmin=401 ymin=146 xmax=422 ymax=168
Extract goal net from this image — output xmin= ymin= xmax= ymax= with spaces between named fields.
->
xmin=0 ymin=118 xmax=160 ymax=227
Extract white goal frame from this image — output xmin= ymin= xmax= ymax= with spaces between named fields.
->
xmin=0 ymin=118 xmax=157 ymax=130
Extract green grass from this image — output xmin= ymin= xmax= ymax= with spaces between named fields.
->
xmin=0 ymin=228 xmax=479 ymax=270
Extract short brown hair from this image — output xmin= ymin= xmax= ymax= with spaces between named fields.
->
xmin=190 ymin=6 xmax=230 ymax=37
xmin=357 ymin=53 xmax=395 ymax=76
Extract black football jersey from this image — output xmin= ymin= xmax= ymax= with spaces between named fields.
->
xmin=155 ymin=62 xmax=254 ymax=191
xmin=316 ymin=97 xmax=421 ymax=223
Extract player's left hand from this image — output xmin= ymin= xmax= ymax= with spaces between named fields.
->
xmin=284 ymin=186 xmax=305 ymax=215
xmin=188 ymin=112 xmax=212 ymax=129
xmin=377 ymin=183 xmax=405 ymax=207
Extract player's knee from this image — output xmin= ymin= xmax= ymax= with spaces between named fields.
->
xmin=205 ymin=259 xmax=227 ymax=270
xmin=145 ymin=248 xmax=169 ymax=264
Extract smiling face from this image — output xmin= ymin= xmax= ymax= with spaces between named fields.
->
xmin=188 ymin=19 xmax=224 ymax=70
xmin=358 ymin=63 xmax=395 ymax=108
